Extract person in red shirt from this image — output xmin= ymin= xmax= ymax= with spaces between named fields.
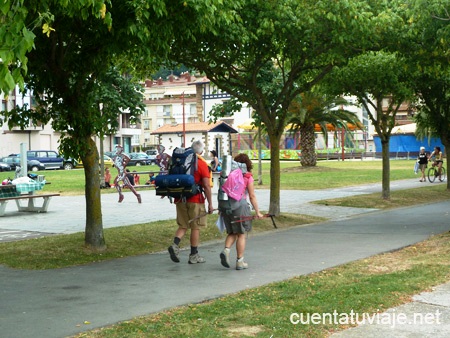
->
xmin=168 ymin=140 xmax=214 ymax=264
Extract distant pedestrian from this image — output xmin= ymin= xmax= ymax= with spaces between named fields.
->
xmin=209 ymin=150 xmax=221 ymax=172
xmin=156 ymin=145 xmax=171 ymax=174
xmin=417 ymin=147 xmax=428 ymax=182
xmin=113 ymin=145 xmax=141 ymax=203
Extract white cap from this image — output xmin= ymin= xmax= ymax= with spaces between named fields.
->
xmin=420 ymin=146 xmax=425 ymax=150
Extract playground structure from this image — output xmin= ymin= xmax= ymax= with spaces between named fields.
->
xmin=231 ymin=126 xmax=368 ymax=160
xmin=231 ymin=122 xmax=444 ymax=161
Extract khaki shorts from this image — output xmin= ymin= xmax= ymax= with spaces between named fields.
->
xmin=176 ymin=202 xmax=206 ymax=230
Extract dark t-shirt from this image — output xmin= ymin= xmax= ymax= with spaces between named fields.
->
xmin=418 ymin=152 xmax=428 ymax=164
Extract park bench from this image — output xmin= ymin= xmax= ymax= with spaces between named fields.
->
xmin=0 ymin=185 xmax=60 ymax=217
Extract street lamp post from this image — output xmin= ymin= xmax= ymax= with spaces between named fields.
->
xmin=182 ymin=92 xmax=186 ymax=147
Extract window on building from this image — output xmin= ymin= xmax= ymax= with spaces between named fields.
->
xmin=163 ymin=105 xmax=171 ymax=116
xmin=131 ymin=134 xmax=140 ymax=145
xmin=190 ymin=104 xmax=196 ymax=116
xmin=143 ymin=120 xmax=150 ymax=129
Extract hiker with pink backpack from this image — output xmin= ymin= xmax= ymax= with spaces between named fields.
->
xmin=218 ymin=153 xmax=263 ymax=270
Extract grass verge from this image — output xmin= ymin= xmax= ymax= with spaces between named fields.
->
xmin=75 ymin=232 xmax=450 ymax=338
xmin=314 ymin=184 xmax=450 ymax=209
xmin=0 ymin=213 xmax=322 ymax=270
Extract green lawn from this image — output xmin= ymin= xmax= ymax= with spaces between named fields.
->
xmin=0 ymin=159 xmax=417 ymax=194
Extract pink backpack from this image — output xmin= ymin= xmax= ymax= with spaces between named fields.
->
xmin=221 ymin=168 xmax=245 ymax=200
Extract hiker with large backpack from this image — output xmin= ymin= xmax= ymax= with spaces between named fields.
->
xmin=164 ymin=140 xmax=214 ymax=264
xmin=218 ymin=153 xmax=263 ymax=270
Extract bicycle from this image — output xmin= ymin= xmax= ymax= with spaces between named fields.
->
xmin=427 ymin=164 xmax=446 ymax=183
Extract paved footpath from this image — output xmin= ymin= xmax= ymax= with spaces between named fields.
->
xmin=0 ymin=180 xmax=449 ymax=337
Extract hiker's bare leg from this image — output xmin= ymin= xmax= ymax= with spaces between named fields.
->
xmin=123 ymin=177 xmax=141 ymax=202
xmin=175 ymin=227 xmax=187 ymax=241
xmin=236 ymin=233 xmax=246 ymax=258
xmin=114 ymin=176 xmax=124 ymax=202
xmin=190 ymin=228 xmax=200 ymax=247
xmin=225 ymin=234 xmax=237 ymax=248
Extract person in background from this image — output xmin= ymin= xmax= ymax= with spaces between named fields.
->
xmin=113 ymin=145 xmax=141 ymax=203
xmin=133 ymin=170 xmax=140 ymax=185
xmin=156 ymin=145 xmax=171 ymax=174
xmin=417 ymin=147 xmax=428 ymax=182
xmin=209 ymin=150 xmax=220 ymax=172
xmin=219 ymin=153 xmax=263 ymax=270
xmin=125 ymin=169 xmax=135 ymax=186
xmin=429 ymin=146 xmax=444 ymax=181
xmin=145 ymin=172 xmax=155 ymax=185
xmin=168 ymin=140 xmax=214 ymax=264
xmin=104 ymin=167 xmax=111 ymax=188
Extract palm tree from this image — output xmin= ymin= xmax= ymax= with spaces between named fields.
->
xmin=288 ymin=90 xmax=362 ymax=167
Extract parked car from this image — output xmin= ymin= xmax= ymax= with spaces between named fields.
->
xmin=26 ymin=150 xmax=64 ymax=169
xmin=128 ymin=152 xmax=153 ymax=166
xmin=1 ymin=155 xmax=46 ymax=171
xmin=145 ymin=149 xmax=157 ymax=164
xmin=0 ymin=161 xmax=11 ymax=172
xmin=62 ymin=158 xmax=78 ymax=170
xmin=75 ymin=155 xmax=114 ymax=168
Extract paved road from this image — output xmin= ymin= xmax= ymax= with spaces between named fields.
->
xmin=0 ymin=178 xmax=430 ymax=240
xmin=0 ymin=179 xmax=449 ymax=337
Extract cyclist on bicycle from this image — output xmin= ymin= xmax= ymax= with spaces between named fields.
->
xmin=429 ymin=146 xmax=444 ymax=181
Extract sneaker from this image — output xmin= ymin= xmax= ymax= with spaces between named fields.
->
xmin=220 ymin=249 xmax=231 ymax=268
xmin=236 ymin=258 xmax=248 ymax=270
xmin=188 ymin=253 xmax=205 ymax=264
xmin=168 ymin=244 xmax=180 ymax=263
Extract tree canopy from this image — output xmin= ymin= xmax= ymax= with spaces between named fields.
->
xmin=170 ymin=0 xmax=380 ymax=215
xmin=1 ymin=0 xmax=232 ymax=248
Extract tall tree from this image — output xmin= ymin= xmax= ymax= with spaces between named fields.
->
xmin=401 ymin=0 xmax=450 ymax=189
xmin=287 ymin=91 xmax=361 ymax=167
xmin=329 ymin=51 xmax=415 ymax=199
xmin=0 ymin=0 xmax=231 ymax=249
xmin=170 ymin=0 xmax=377 ymax=215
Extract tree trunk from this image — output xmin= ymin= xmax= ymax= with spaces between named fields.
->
xmin=82 ymin=137 xmax=106 ymax=250
xmin=268 ymin=133 xmax=281 ymax=216
xmin=444 ymin=140 xmax=450 ymax=190
xmin=258 ymin=127 xmax=263 ymax=185
xmin=300 ymin=122 xmax=317 ymax=167
xmin=381 ymin=138 xmax=390 ymax=200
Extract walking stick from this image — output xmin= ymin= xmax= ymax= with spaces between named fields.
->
xmin=188 ymin=209 xmax=218 ymax=223
xmin=231 ymin=214 xmax=277 ymax=228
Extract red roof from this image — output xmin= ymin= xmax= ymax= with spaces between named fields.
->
xmin=151 ymin=121 xmax=237 ymax=135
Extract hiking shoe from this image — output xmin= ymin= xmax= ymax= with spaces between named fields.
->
xmin=168 ymin=244 xmax=180 ymax=263
xmin=188 ymin=253 xmax=205 ymax=264
xmin=236 ymin=258 xmax=248 ymax=270
xmin=220 ymin=249 xmax=231 ymax=268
